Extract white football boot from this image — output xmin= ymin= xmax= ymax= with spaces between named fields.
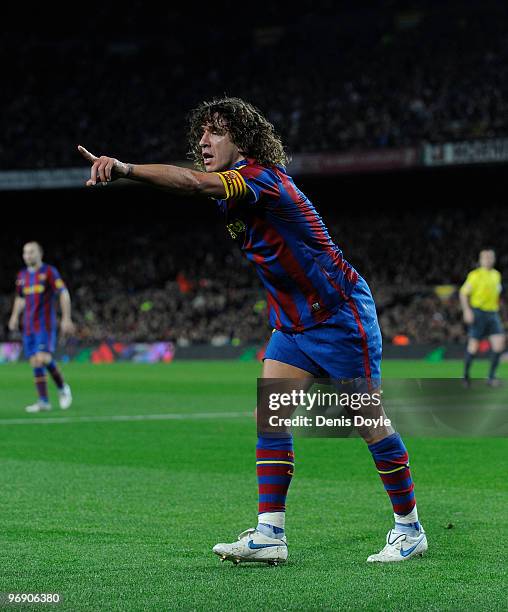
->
xmin=25 ymin=400 xmax=52 ymax=413
xmin=213 ymin=528 xmax=288 ymax=565
xmin=367 ymin=527 xmax=428 ymax=562
xmin=58 ymin=384 xmax=72 ymax=409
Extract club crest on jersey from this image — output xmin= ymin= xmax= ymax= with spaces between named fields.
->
xmin=227 ymin=219 xmax=246 ymax=239
xmin=23 ymin=284 xmax=44 ymax=295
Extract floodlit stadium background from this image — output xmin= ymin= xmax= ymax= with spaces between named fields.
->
xmin=1 ymin=2 xmax=507 ymax=610
xmin=2 ymin=1 xmax=508 ymax=362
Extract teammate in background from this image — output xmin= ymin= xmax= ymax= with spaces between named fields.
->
xmin=78 ymin=97 xmax=427 ymax=564
xmin=8 ymin=242 xmax=74 ymax=412
xmin=460 ymin=249 xmax=505 ymax=386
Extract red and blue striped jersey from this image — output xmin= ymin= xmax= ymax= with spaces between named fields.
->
xmin=214 ymin=158 xmax=359 ymax=332
xmin=16 ymin=263 xmax=66 ymax=335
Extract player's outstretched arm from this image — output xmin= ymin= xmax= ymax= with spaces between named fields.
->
xmin=8 ymin=297 xmax=25 ymax=331
xmin=77 ymin=145 xmax=227 ymax=198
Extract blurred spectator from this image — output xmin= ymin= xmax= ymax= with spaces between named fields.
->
xmin=2 ymin=2 xmax=508 ymax=169
xmin=2 ymin=2 xmax=508 ymax=345
xmin=1 ymin=205 xmax=506 ymax=345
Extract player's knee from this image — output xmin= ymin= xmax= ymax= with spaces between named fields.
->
xmin=34 ymin=352 xmax=50 ymax=367
xmin=491 ymin=335 xmax=506 ymax=352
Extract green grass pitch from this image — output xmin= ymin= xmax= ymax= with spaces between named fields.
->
xmin=0 ymin=360 xmax=506 ymax=611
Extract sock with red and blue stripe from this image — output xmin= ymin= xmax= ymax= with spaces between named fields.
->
xmin=256 ymin=435 xmax=294 ymax=539
xmin=33 ymin=367 xmax=49 ymax=403
xmin=46 ymin=360 xmax=65 ymax=390
xmin=368 ymin=432 xmax=420 ymax=535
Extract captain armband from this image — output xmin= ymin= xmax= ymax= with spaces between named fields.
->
xmin=214 ymin=170 xmax=249 ymax=200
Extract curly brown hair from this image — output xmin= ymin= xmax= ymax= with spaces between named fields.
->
xmin=187 ymin=97 xmax=289 ymax=170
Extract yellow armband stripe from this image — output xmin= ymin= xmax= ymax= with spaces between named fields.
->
xmin=214 ymin=170 xmax=248 ymax=200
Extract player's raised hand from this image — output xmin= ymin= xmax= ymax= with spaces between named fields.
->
xmin=77 ymin=145 xmax=131 ymax=186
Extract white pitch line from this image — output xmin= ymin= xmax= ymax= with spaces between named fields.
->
xmin=0 ymin=411 xmax=251 ymax=426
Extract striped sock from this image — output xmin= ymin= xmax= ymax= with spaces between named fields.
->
xmin=46 ymin=360 xmax=65 ymax=390
xmin=368 ymin=432 xmax=416 ymax=518
xmin=33 ymin=367 xmax=49 ymax=403
xmin=256 ymin=435 xmax=294 ymax=538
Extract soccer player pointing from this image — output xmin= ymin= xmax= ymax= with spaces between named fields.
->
xmin=8 ymin=242 xmax=74 ymax=412
xmin=78 ymin=97 xmax=427 ymax=564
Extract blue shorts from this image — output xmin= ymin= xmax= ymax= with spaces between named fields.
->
xmin=23 ymin=330 xmax=57 ymax=358
xmin=469 ymin=308 xmax=504 ymax=339
xmin=264 ymin=277 xmax=382 ymax=380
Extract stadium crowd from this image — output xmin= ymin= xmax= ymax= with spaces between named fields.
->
xmin=2 ymin=205 xmax=506 ymax=346
xmin=3 ymin=2 xmax=507 ymax=347
xmin=2 ymin=1 xmax=508 ymax=169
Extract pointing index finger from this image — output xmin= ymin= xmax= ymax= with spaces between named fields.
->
xmin=77 ymin=144 xmax=98 ymax=162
